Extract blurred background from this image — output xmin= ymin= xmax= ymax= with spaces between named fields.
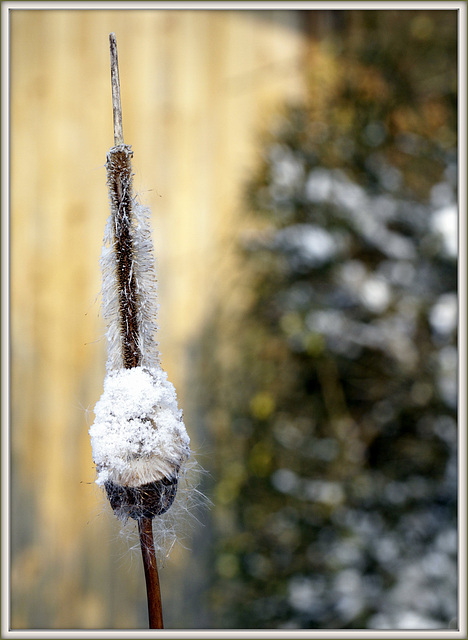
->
xmin=8 ymin=7 xmax=458 ymax=631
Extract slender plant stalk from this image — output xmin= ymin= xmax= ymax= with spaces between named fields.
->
xmin=138 ymin=517 xmax=164 ymax=628
xmin=108 ymin=32 xmax=164 ymax=630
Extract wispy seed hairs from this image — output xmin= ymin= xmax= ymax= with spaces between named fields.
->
xmin=90 ymin=104 xmax=190 ymax=527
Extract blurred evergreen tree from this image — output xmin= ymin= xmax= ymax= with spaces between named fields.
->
xmin=200 ymin=10 xmax=458 ymax=629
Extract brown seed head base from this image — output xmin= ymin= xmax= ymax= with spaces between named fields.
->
xmin=105 ymin=476 xmax=179 ymax=521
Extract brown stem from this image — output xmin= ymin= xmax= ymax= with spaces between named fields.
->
xmin=138 ymin=517 xmax=164 ymax=629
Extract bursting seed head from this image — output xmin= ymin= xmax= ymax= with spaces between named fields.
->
xmin=89 ymin=366 xmax=190 ymax=521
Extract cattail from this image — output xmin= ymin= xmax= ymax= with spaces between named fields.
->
xmin=89 ymin=33 xmax=190 ymax=628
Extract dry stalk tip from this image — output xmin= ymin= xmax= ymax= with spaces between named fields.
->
xmin=109 ymin=32 xmax=124 ymax=146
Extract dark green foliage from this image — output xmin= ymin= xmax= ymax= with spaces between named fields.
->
xmin=201 ymin=10 xmax=458 ymax=629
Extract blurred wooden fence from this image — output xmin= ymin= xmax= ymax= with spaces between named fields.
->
xmin=9 ymin=8 xmax=310 ymax=628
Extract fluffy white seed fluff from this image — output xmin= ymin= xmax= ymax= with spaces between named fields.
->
xmin=89 ymin=366 xmax=190 ymax=487
xmin=100 ymin=201 xmax=160 ymax=372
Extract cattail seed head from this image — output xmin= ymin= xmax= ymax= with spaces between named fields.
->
xmin=90 ymin=366 xmax=190 ymax=521
xmin=91 ymin=143 xmax=191 ymax=523
xmin=101 ymin=145 xmax=160 ymax=373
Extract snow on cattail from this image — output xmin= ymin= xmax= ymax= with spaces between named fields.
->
xmin=89 ymin=37 xmax=190 ymax=526
xmin=89 ymin=366 xmax=190 ymax=520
